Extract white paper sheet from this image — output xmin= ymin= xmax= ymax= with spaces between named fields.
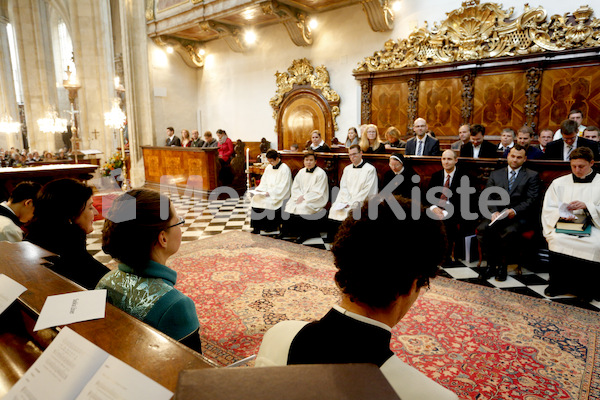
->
xmin=489 ymin=209 xmax=509 ymax=226
xmin=248 ymin=189 xmax=266 ymax=196
xmin=4 ymin=327 xmax=173 ymax=400
xmin=34 ymin=290 xmax=107 ymax=332
xmin=558 ymin=202 xmax=576 ymax=219
xmin=331 ymin=202 xmax=348 ymax=211
xmin=0 ymin=274 xmax=27 ymax=315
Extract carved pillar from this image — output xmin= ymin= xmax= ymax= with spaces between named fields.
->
xmin=461 ymin=72 xmax=475 ymax=124
xmin=360 ymin=79 xmax=372 ymax=124
xmin=524 ymin=67 xmax=542 ymax=130
xmin=120 ymin=0 xmax=155 ymax=187
xmin=406 ymin=78 xmax=419 ymax=134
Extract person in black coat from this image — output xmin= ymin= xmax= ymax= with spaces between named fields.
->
xmin=476 ymin=145 xmax=541 ymax=281
xmin=165 ymin=126 xmax=181 ymax=146
xmin=404 ymin=118 xmax=441 ymax=156
xmin=459 ymin=124 xmax=498 ymax=158
xmin=26 ymin=179 xmax=110 ymax=289
xmin=544 ymin=120 xmax=600 ymax=161
xmin=426 ymin=150 xmax=476 ymax=263
xmin=307 ymin=130 xmax=331 ymax=152
xmin=381 ymin=153 xmax=419 ymax=199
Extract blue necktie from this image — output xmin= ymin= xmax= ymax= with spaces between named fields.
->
xmin=508 ymin=170 xmax=516 ymax=191
xmin=417 ymin=141 xmax=423 ymax=156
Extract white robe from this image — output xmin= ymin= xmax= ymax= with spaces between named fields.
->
xmin=0 ymin=203 xmax=23 ymax=242
xmin=329 ymin=162 xmax=378 ymax=221
xmin=542 ymin=174 xmax=600 ymax=262
xmin=251 ymin=163 xmax=292 ymax=210
xmin=284 ymin=167 xmax=328 ymax=215
xmin=255 ymin=306 xmax=459 ymax=400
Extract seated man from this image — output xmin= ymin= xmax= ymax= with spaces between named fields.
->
xmin=256 ymin=197 xmax=458 ymax=400
xmin=282 ymin=151 xmax=329 ymax=243
xmin=451 ymin=124 xmax=470 ymax=151
xmin=583 ymin=126 xmax=600 ymax=153
xmin=460 ymin=124 xmax=497 ymax=158
xmin=535 ymin=128 xmax=553 ymax=153
xmin=542 ymin=147 xmax=600 ymax=302
xmin=512 ymin=126 xmax=543 ymax=160
xmin=0 ymin=181 xmax=41 ymax=241
xmin=497 ymin=128 xmax=515 ymax=155
xmin=427 ymin=150 xmax=475 ymax=263
xmin=381 ymin=152 xmax=419 ymax=199
xmin=327 ymin=145 xmax=377 ymax=236
xmin=405 ymin=118 xmax=440 ymax=156
xmin=251 ymin=150 xmax=292 ymax=234
xmin=477 ymin=145 xmax=541 ymax=281
xmin=544 ymin=119 xmax=600 ymax=161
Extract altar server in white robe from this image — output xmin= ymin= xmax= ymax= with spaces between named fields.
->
xmin=251 ymin=150 xmax=292 ymax=234
xmin=282 ymin=151 xmax=329 ymax=243
xmin=542 ymin=147 xmax=600 ymax=302
xmin=328 ymin=144 xmax=378 ymax=224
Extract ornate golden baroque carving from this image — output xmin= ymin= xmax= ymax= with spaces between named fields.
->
xmin=146 ymin=0 xmax=154 ymax=21
xmin=355 ymin=1 xmax=600 ymax=72
xmin=270 ymin=58 xmax=341 ymax=130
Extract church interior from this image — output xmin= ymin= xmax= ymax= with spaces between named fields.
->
xmin=1 ymin=0 xmax=600 ymax=398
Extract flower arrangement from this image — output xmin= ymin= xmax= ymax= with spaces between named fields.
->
xmin=101 ymin=152 xmax=124 ymax=177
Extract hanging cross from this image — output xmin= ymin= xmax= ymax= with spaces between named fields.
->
xmin=91 ymin=129 xmax=100 ymax=140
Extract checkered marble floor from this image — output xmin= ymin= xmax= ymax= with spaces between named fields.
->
xmin=88 ymin=188 xmax=600 ymax=312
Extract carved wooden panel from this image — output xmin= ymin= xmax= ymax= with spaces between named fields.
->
xmin=538 ymin=66 xmax=600 ymax=132
xmin=281 ymin=95 xmax=327 ymax=149
xmin=417 ymin=78 xmax=462 ymax=136
xmin=371 ymin=82 xmax=408 ymax=134
xmin=472 ymin=73 xmax=526 ymax=136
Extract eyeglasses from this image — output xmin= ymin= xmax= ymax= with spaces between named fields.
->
xmin=167 ymin=217 xmax=185 ymax=229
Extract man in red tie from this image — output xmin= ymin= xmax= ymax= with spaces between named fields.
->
xmin=426 ymin=150 xmax=475 ymax=264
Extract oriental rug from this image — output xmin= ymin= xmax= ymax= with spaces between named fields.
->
xmin=168 ymin=231 xmax=600 ymax=400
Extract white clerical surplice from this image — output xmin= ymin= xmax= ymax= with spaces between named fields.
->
xmin=328 ymin=162 xmax=378 ymax=221
xmin=251 ymin=163 xmax=292 ymax=210
xmin=284 ymin=167 xmax=329 ymax=216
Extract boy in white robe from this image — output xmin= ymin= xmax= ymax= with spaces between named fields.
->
xmin=251 ymin=150 xmax=292 ymax=234
xmin=542 ymin=147 xmax=600 ymax=301
xmin=282 ymin=151 xmax=329 ymax=243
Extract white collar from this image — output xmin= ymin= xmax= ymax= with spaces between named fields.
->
xmin=311 ymin=140 xmax=325 ymax=149
xmin=508 ymin=166 xmax=522 ymax=175
xmin=0 ymin=201 xmax=16 ymax=216
xmin=333 ymin=305 xmax=392 ymax=332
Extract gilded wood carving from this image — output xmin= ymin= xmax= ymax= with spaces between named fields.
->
xmin=270 ymin=58 xmax=340 ymax=131
xmin=355 ymin=1 xmax=600 ymax=72
xmin=461 ymin=73 xmax=475 ymax=124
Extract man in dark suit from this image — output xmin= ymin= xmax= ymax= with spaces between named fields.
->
xmin=426 ymin=150 xmax=476 ymax=263
xmin=544 ymin=120 xmax=600 ymax=161
xmin=165 ymin=126 xmax=181 ymax=146
xmin=534 ymin=129 xmax=553 ymax=153
xmin=477 ymin=145 xmax=541 ymax=281
xmin=508 ymin=126 xmax=543 ymax=160
xmin=405 ymin=118 xmax=441 ymax=156
xmin=459 ymin=124 xmax=497 ymax=158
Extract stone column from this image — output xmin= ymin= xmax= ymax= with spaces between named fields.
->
xmin=119 ymin=0 xmax=155 ymax=187
xmin=9 ymin=0 xmax=58 ymax=152
xmin=66 ymin=0 xmax=116 ymax=160
xmin=0 ymin=11 xmax=19 ymax=149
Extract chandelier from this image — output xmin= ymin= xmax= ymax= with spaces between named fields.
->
xmin=104 ymin=99 xmax=126 ymax=129
xmin=0 ymin=114 xmax=21 ymax=134
xmin=37 ymin=107 xmax=68 ymax=134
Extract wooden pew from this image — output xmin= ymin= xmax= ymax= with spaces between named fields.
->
xmin=0 ymin=241 xmax=212 ymax=397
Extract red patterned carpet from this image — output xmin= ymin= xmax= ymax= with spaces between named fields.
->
xmin=168 ymin=231 xmax=600 ymax=400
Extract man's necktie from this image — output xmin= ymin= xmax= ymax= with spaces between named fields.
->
xmin=565 ymin=145 xmax=573 ymax=161
xmin=417 ymin=141 xmax=423 ymax=156
xmin=440 ymin=174 xmax=451 ymax=201
xmin=508 ymin=170 xmax=516 ymax=191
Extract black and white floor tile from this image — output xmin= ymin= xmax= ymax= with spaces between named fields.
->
xmin=88 ymin=189 xmax=600 ymax=312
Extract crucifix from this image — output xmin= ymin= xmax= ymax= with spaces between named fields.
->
xmin=91 ymin=129 xmax=100 ymax=140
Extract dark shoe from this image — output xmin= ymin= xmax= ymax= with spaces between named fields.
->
xmin=495 ymin=265 xmax=507 ymax=281
xmin=479 ymin=265 xmax=496 ymax=280
xmin=544 ymin=285 xmax=563 ymax=297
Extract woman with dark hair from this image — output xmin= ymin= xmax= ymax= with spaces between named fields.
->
xmin=26 ymin=178 xmax=109 ymax=289
xmin=97 ymin=189 xmax=201 ymax=352
xmin=345 ymin=127 xmax=359 ymax=148
xmin=216 ymin=129 xmax=234 ymax=162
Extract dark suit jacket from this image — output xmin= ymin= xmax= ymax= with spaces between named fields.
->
xmin=460 ymin=140 xmax=498 ymax=158
xmin=426 ymin=167 xmax=475 ymax=219
xmin=166 ymin=135 xmax=181 ymax=146
xmin=544 ymin=137 xmax=600 ymax=161
xmin=502 ymin=146 xmax=544 ymax=160
xmin=485 ymin=167 xmax=540 ymax=223
xmin=405 ymin=135 xmax=441 ymax=156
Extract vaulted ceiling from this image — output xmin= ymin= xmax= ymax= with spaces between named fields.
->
xmin=146 ymin=0 xmax=394 ymax=67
